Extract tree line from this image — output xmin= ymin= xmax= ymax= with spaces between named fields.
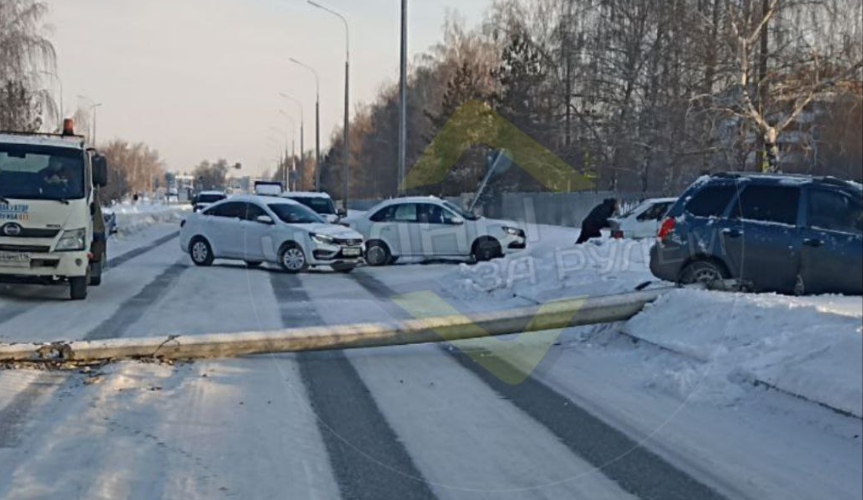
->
xmin=1 ymin=0 xmax=166 ymax=203
xmin=318 ymin=0 xmax=862 ymax=200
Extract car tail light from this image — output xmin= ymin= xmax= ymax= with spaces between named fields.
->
xmin=657 ymin=217 xmax=675 ymax=239
xmin=611 ymin=230 xmax=624 ymax=239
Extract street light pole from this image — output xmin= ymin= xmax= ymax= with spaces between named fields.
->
xmin=398 ymin=0 xmax=408 ymax=196
xmin=273 ymin=118 xmax=296 ymax=189
xmin=91 ymin=103 xmax=102 ymax=144
xmin=280 ymin=93 xmax=305 ymax=190
xmin=290 ymin=57 xmax=322 ymax=192
xmin=308 ymin=0 xmax=350 ymax=208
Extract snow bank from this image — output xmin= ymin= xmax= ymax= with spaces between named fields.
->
xmin=447 ymin=224 xmax=863 ymax=417
xmin=624 ymin=290 xmax=863 ymax=417
xmin=106 ymin=202 xmax=190 ymax=237
xmin=450 ymin=225 xmax=654 ymax=304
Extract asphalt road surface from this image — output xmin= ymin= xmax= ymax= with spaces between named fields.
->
xmin=0 ymin=223 xmax=859 ymax=500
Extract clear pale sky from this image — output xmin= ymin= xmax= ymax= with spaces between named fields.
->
xmin=45 ymin=0 xmax=490 ymax=177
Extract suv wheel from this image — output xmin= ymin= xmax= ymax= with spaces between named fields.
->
xmin=679 ymin=260 xmax=727 ymax=287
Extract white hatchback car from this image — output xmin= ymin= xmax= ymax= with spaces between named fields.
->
xmin=344 ymin=197 xmax=526 ymax=266
xmin=608 ymin=197 xmax=677 ymax=239
xmin=180 ymin=195 xmax=364 ymax=273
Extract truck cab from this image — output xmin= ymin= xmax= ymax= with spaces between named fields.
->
xmin=0 ymin=120 xmax=109 ymax=300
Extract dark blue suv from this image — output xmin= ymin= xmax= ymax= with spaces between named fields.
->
xmin=650 ymin=173 xmax=863 ymax=295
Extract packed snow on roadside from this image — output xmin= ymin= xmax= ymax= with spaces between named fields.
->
xmin=446 ymin=226 xmax=863 ymax=417
xmin=105 ymin=201 xmax=190 ymax=237
xmin=450 ymin=224 xmax=655 ymax=305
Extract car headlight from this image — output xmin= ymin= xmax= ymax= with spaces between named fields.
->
xmin=502 ymin=226 xmax=524 ymax=237
xmin=311 ymin=233 xmax=335 ymax=246
xmin=55 ymin=228 xmax=87 ymax=252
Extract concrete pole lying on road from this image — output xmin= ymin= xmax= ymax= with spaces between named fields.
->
xmin=0 ymin=288 xmax=672 ymax=365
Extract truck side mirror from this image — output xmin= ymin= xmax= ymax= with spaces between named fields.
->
xmin=92 ymin=155 xmax=109 ymax=187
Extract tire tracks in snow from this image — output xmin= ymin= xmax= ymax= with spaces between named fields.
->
xmin=0 ymin=231 xmax=179 ymax=330
xmin=269 ymin=271 xmax=439 ymax=500
xmin=0 ymin=233 xmax=186 ymax=450
xmin=347 ymin=270 xmax=731 ymax=500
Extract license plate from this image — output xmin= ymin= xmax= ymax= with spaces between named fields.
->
xmin=0 ymin=252 xmax=30 ymax=268
xmin=342 ymin=247 xmax=362 ymax=257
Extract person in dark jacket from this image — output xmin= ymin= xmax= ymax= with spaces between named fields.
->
xmin=576 ymin=198 xmax=619 ymax=244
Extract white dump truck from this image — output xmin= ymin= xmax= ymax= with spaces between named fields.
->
xmin=0 ymin=119 xmax=109 ymax=300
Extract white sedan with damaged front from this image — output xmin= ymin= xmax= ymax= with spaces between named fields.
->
xmin=180 ymin=195 xmax=364 ymax=273
xmin=344 ymin=196 xmax=526 ymax=266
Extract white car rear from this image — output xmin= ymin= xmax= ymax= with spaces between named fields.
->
xmin=193 ymin=191 xmax=227 ymax=213
xmin=344 ymin=197 xmax=526 ymax=266
xmin=180 ymin=195 xmax=364 ymax=273
xmin=609 ymin=198 xmax=677 ymax=239
xmin=281 ymin=192 xmax=345 ymax=224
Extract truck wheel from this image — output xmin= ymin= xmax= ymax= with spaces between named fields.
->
xmin=89 ymin=253 xmax=106 ymax=286
xmin=70 ymin=276 xmax=88 ymax=301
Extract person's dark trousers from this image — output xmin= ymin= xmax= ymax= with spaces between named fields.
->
xmin=576 ymin=226 xmax=601 ymax=245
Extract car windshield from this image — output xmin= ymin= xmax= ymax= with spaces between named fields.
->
xmin=0 ymin=145 xmax=85 ymax=201
xmin=268 ymin=203 xmax=325 ymax=224
xmin=289 ymin=196 xmax=336 ymax=215
xmin=442 ymin=200 xmax=479 ymax=221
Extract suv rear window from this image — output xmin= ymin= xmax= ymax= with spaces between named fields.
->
xmin=731 ymin=185 xmax=800 ymax=226
xmin=685 ymin=185 xmax=736 ymax=217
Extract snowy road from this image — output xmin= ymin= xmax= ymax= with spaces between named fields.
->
xmin=0 ymin=222 xmax=860 ymax=500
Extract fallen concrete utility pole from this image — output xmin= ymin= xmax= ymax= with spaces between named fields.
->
xmin=0 ymin=288 xmax=673 ymax=365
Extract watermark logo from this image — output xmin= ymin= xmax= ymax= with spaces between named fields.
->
xmin=403 ymin=100 xmax=594 ymax=193
xmin=397 ymin=100 xmax=596 ymax=383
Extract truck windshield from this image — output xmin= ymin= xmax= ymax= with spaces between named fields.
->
xmin=0 ymin=145 xmax=85 ymax=201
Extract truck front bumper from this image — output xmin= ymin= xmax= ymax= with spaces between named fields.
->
xmin=0 ymin=249 xmax=90 ymax=280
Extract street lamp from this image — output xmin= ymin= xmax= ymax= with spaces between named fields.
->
xmin=279 ymin=93 xmax=305 ymax=189
xmin=78 ymin=95 xmax=102 ymax=144
xmin=271 ymin=122 xmax=295 ymax=189
xmin=308 ymin=0 xmax=350 ymax=207
xmin=398 ymin=0 xmax=408 ymax=195
xmin=290 ymin=57 xmax=322 ymax=191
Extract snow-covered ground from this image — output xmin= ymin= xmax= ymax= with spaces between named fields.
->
xmin=0 ymin=219 xmax=860 ymax=500
xmin=106 ymin=201 xmax=189 ymax=237
xmin=443 ymin=225 xmax=863 ymax=419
